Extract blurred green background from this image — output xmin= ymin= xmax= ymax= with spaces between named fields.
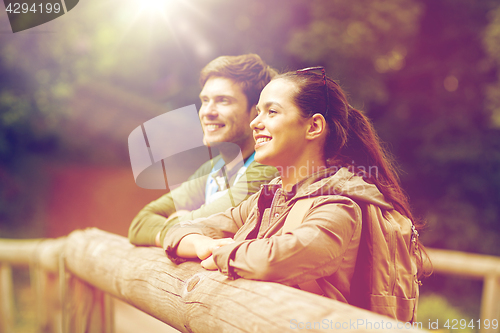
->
xmin=1 ymin=0 xmax=499 ymax=326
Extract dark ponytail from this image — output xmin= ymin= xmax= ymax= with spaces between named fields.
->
xmin=340 ymin=106 xmax=412 ymax=220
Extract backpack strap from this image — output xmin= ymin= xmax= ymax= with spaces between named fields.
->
xmin=282 ymin=198 xmax=316 ymax=233
xmin=283 ymin=197 xmax=324 ymax=296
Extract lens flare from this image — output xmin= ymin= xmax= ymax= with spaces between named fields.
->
xmin=138 ymin=0 xmax=169 ymax=15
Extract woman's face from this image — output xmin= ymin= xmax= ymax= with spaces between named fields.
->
xmin=251 ymin=78 xmax=311 ymax=168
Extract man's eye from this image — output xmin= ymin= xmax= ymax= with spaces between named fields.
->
xmin=269 ymin=109 xmax=277 ymax=114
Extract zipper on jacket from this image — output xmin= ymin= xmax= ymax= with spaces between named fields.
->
xmin=384 ymin=216 xmax=397 ymax=295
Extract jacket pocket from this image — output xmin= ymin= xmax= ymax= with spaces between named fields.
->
xmin=369 ymin=294 xmax=417 ymax=323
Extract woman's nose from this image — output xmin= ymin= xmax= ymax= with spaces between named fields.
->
xmin=250 ymin=113 xmax=263 ymax=130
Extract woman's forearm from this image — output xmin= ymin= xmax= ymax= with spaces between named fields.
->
xmin=174 ymin=234 xmax=221 ymax=259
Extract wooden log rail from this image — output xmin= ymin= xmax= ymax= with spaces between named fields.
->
xmin=3 ymin=229 xmax=500 ymax=332
xmin=0 ymin=228 xmax=430 ymax=333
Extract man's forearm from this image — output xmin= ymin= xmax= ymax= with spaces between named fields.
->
xmin=154 ymin=210 xmax=190 ymax=246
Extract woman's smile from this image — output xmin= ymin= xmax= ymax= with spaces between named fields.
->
xmin=254 ymin=135 xmax=272 ymax=148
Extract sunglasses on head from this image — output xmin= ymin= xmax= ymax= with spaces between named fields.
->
xmin=296 ymin=66 xmax=329 ymax=117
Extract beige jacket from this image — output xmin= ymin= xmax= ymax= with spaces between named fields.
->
xmin=164 ymin=167 xmax=418 ymax=320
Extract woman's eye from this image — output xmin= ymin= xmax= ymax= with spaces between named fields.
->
xmin=269 ymin=109 xmax=277 ymax=114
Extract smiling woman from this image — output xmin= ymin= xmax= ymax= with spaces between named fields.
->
xmin=161 ymin=68 xmax=427 ymax=323
xmin=251 ymin=78 xmax=323 ymax=184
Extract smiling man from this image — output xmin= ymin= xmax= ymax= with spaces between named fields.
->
xmin=129 ymin=54 xmax=279 ymax=247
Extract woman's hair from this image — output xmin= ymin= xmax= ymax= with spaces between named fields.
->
xmin=275 ymin=70 xmax=430 ymax=276
xmin=200 ymin=54 xmax=278 ymax=108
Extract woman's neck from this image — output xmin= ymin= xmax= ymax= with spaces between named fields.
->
xmin=279 ymin=156 xmax=327 ymax=192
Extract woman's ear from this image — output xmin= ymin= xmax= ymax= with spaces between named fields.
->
xmin=306 ymin=113 xmax=327 ymax=140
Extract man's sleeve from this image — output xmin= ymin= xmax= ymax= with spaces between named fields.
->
xmin=128 ymin=162 xmax=212 ymax=245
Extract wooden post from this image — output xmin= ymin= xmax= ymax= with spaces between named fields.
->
xmin=31 ymin=262 xmax=61 ymax=333
xmin=0 ymin=263 xmax=14 ymax=333
xmin=480 ymin=275 xmax=500 ymax=333
xmin=90 ymin=287 xmax=114 ymax=333
xmin=60 ymin=254 xmax=114 ymax=333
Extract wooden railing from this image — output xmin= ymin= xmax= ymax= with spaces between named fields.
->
xmin=426 ymin=248 xmax=500 ymax=329
xmin=0 ymin=228 xmax=497 ymax=333
xmin=0 ymin=237 xmax=67 ymax=333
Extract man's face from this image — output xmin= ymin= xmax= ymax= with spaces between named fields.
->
xmin=199 ymin=77 xmax=257 ymax=154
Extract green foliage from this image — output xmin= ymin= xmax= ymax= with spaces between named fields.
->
xmin=484 ymin=6 xmax=500 ymax=127
xmin=382 ymin=0 xmax=500 ymax=256
xmin=418 ymin=294 xmax=474 ymax=332
xmin=287 ymin=0 xmax=423 ymax=105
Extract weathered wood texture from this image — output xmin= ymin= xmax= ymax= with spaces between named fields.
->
xmin=63 ymin=228 xmax=425 ymax=333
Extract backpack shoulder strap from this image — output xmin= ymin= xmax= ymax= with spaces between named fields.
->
xmin=282 ymin=197 xmax=324 ymax=296
xmin=282 ymin=197 xmax=316 ymax=234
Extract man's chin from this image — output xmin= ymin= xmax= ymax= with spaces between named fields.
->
xmin=204 ymin=140 xmax=243 ymax=156
xmin=203 ymin=139 xmax=223 ymax=147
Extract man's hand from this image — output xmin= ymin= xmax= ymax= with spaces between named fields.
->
xmin=154 ymin=210 xmax=192 ymax=247
xmin=168 ymin=210 xmax=190 ymax=220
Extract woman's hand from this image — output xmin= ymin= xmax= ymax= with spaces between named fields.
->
xmin=175 ymin=234 xmax=234 ymax=270
xmin=194 ymin=237 xmax=235 ymax=260
xmin=201 ymin=255 xmax=217 ymax=270
xmin=198 ymin=238 xmax=235 ymax=270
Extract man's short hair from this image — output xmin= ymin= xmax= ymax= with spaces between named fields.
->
xmin=199 ymin=54 xmax=278 ymax=108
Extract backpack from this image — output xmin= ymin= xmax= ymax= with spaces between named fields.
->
xmin=283 ymin=197 xmax=419 ymax=322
